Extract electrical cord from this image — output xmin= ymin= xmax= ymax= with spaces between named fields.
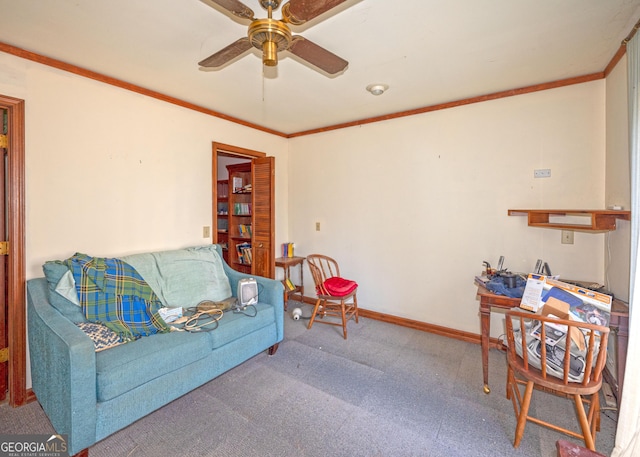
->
xmin=181 ymin=307 xmax=223 ymax=332
xmin=233 ymin=304 xmax=257 ymax=317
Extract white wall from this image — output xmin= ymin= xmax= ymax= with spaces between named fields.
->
xmin=605 ymin=54 xmax=632 ymax=302
xmin=0 ymin=49 xmax=618 ymax=383
xmin=289 ymin=81 xmax=608 ymax=335
xmin=0 ymin=52 xmax=289 ymax=279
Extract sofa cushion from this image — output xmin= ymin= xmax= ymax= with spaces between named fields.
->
xmin=95 ymin=330 xmax=211 ymax=402
xmin=121 ymin=245 xmax=232 ymax=308
xmin=206 ymin=303 xmax=276 ymax=349
xmin=42 ymin=261 xmax=87 ymax=323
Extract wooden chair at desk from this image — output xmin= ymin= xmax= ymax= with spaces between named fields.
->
xmin=505 ymin=309 xmax=609 ymax=451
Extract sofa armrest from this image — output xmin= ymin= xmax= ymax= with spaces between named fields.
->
xmin=27 ymin=278 xmax=97 ymax=455
xmin=222 ymin=265 xmax=285 ymax=343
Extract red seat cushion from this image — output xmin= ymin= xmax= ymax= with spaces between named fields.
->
xmin=322 ymin=277 xmax=358 ymax=297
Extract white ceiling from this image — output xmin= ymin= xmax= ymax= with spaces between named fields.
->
xmin=1 ymin=0 xmax=640 ymax=135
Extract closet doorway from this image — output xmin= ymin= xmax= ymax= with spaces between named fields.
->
xmin=212 ymin=142 xmax=275 ymax=279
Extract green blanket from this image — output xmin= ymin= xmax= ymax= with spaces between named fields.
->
xmin=64 ymin=253 xmax=169 ymax=342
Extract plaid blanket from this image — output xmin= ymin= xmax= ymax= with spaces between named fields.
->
xmin=64 ymin=253 xmax=169 ymax=342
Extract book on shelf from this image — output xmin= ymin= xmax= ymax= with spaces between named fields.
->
xmin=238 ymin=224 xmax=252 ymax=238
xmin=233 ymin=203 xmax=252 ymax=216
xmin=232 ymin=177 xmax=243 ymax=193
xmin=284 ymin=278 xmax=296 ymax=291
xmin=282 ymin=242 xmax=295 ymax=258
xmin=235 ymin=242 xmax=252 ymax=265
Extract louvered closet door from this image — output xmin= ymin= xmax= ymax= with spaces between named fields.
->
xmin=252 ymin=156 xmax=275 ymax=279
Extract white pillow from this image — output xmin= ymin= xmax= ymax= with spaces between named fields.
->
xmin=55 ymin=270 xmax=81 ymax=306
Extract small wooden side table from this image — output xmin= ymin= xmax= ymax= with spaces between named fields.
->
xmin=275 ymin=256 xmax=305 ymax=310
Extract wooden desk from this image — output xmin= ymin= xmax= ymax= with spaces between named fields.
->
xmin=475 ymin=283 xmax=629 ymax=397
xmin=275 ymin=256 xmax=305 ymax=310
xmin=476 ymin=284 xmax=519 ymax=394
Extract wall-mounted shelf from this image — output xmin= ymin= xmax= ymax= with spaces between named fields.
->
xmin=508 ymin=209 xmax=631 ymax=232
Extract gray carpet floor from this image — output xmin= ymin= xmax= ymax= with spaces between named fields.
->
xmin=1 ymin=301 xmax=617 ymax=456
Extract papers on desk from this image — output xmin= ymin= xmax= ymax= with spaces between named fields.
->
xmin=520 ymin=274 xmax=546 ymax=312
xmin=519 ymin=274 xmax=612 ymax=327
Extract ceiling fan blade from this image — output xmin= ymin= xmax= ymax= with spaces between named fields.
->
xmin=283 ymin=0 xmax=349 ymax=24
xmin=288 ymin=36 xmax=348 ymax=75
xmin=205 ymin=0 xmax=255 ymax=20
xmin=199 ymin=37 xmax=253 ymax=68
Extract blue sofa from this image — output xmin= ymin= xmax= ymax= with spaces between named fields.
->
xmin=27 ymin=245 xmax=284 ymax=456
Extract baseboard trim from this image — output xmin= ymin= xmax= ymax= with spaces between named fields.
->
xmin=296 ymin=295 xmax=500 ymax=347
xmin=358 ymin=308 xmax=486 ymax=345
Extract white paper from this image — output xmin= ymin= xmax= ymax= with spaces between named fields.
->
xmin=520 ymin=274 xmax=546 ymax=312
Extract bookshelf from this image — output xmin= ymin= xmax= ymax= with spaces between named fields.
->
xmin=227 ymin=162 xmax=253 ymax=274
xmin=216 ymin=179 xmax=229 ymax=262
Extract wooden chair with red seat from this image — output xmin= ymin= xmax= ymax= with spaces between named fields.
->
xmin=306 ymin=254 xmax=358 ymax=339
xmin=505 ymin=309 xmax=610 ymax=451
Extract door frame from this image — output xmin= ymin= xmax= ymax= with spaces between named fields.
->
xmin=212 ymin=142 xmax=274 ymax=278
xmin=0 ymin=94 xmax=26 ymax=406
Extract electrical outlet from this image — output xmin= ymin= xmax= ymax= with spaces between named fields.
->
xmin=315 ymin=222 xmax=321 ymax=231
xmin=534 ymin=169 xmax=551 ymax=178
xmin=203 ymin=226 xmax=211 ymax=238
xmin=561 ymin=230 xmax=574 ymax=244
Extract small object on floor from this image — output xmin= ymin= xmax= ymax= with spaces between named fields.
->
xmin=556 ymin=439 xmax=606 ymax=457
xmin=292 ymin=308 xmax=302 ymax=320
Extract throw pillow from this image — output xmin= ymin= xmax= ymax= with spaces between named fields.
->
xmin=42 ymin=261 xmax=87 ymax=323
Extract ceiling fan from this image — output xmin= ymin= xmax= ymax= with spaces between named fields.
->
xmin=199 ymin=0 xmax=350 ymax=75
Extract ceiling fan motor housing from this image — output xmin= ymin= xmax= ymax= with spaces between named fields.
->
xmin=248 ymin=18 xmax=292 ymax=66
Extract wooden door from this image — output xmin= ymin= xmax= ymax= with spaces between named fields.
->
xmin=0 ymin=111 xmax=6 ymax=400
xmin=0 ymin=94 xmax=26 ymax=407
xmin=252 ymin=156 xmax=275 ymax=279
